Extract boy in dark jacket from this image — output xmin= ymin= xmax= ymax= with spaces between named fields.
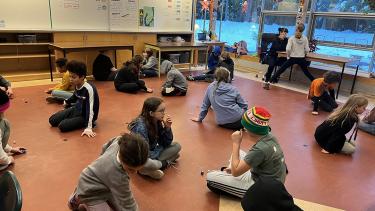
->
xmin=49 ymin=61 xmax=99 ymax=138
xmin=218 ymin=52 xmax=235 ymax=81
xmin=187 ymin=46 xmax=222 ymax=82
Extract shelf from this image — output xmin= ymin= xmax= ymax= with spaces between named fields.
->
xmin=0 ymin=69 xmax=59 ymax=82
xmin=0 ymin=54 xmax=54 ymax=59
xmin=0 ymin=42 xmax=51 ymax=46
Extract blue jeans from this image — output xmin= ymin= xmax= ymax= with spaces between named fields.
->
xmin=51 ymin=90 xmax=73 ymax=100
xmin=358 ymin=121 xmax=375 ymax=135
xmin=141 ymin=69 xmax=158 ymax=77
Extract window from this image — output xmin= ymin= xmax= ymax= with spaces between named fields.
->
xmin=316 ymin=45 xmax=373 ymax=71
xmin=315 ymin=0 xmax=375 ymax=13
xmin=312 ymin=16 xmax=375 ymax=48
xmin=194 ymin=0 xmax=261 ymax=53
xmin=263 ymin=14 xmax=309 ymax=35
xmin=264 ymin=0 xmax=312 ymax=11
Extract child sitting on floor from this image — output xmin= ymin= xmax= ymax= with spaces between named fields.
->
xmin=191 ymin=67 xmax=248 ymax=130
xmin=218 ymin=52 xmax=235 ymax=81
xmin=114 ymin=55 xmax=153 ymax=94
xmin=0 ymin=90 xmax=26 ymax=171
xmin=128 ymin=97 xmax=181 ymax=180
xmin=0 ymin=75 xmax=14 ymax=99
xmin=315 ymin=94 xmax=368 ymax=155
xmin=92 ymin=50 xmax=118 ymax=81
xmin=186 ymin=46 xmax=222 ymax=82
xmin=160 ymin=60 xmax=188 ymax=96
xmin=358 ymin=107 xmax=375 ymax=135
xmin=49 ymin=60 xmax=99 ymax=138
xmin=45 ymin=58 xmax=74 ymax=104
xmin=141 ymin=48 xmax=158 ymax=78
xmin=308 ymin=71 xmax=340 ymax=115
xmin=206 ymin=106 xmax=287 ymax=198
xmin=68 ymin=133 xmax=149 ymax=211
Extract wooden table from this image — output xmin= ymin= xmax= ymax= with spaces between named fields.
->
xmin=48 ymin=43 xmax=134 ymax=81
xmin=278 ymin=52 xmax=359 ymax=98
xmin=144 ymin=41 xmax=226 ymax=77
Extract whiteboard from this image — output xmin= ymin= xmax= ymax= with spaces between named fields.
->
xmin=137 ymin=0 xmax=193 ymax=32
xmin=0 ymin=0 xmax=51 ymax=30
xmin=50 ymin=0 xmax=109 ymax=31
xmin=109 ymin=0 xmax=138 ymax=32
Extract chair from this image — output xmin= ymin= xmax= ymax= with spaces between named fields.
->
xmin=0 ymin=171 xmax=22 ymax=211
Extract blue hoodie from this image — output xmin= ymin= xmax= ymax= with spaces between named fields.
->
xmin=198 ymin=81 xmax=248 ymax=125
xmin=207 ymin=46 xmax=221 ymax=70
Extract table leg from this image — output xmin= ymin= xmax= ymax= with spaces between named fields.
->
xmin=114 ymin=50 xmax=117 ymax=68
xmin=158 ymin=49 xmax=161 ymax=77
xmin=350 ymin=65 xmax=359 ymax=94
xmin=190 ymin=49 xmax=194 ymax=71
xmin=336 ymin=63 xmax=346 ymax=99
xmin=63 ymin=50 xmax=66 ymax=58
xmin=48 ymin=49 xmax=53 ymax=81
xmin=205 ymin=46 xmax=209 ymax=70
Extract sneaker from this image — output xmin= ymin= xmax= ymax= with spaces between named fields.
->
xmin=312 ymin=111 xmax=319 ymax=115
xmin=46 ymin=96 xmax=64 ymax=104
xmin=186 ymin=75 xmax=195 ymax=81
xmin=138 ymin=170 xmax=164 ymax=180
xmin=262 ymin=82 xmax=270 ymax=90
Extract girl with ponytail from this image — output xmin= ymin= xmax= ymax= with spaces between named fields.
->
xmin=191 ymin=67 xmax=248 ymax=130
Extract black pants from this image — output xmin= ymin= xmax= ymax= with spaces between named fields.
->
xmin=219 ymin=119 xmax=243 ymax=131
xmin=271 ymin=57 xmax=315 ymax=83
xmin=264 ymin=56 xmax=287 ymax=82
xmin=161 ymin=87 xmax=187 ymax=96
xmin=312 ymin=91 xmax=338 ymax=112
xmin=193 ymin=69 xmax=215 ymax=81
xmin=49 ymin=107 xmax=86 ymax=132
xmin=115 ymin=80 xmax=147 ymax=93
xmin=141 ymin=69 xmax=158 ymax=78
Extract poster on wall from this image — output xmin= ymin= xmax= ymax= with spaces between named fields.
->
xmin=109 ymin=0 xmax=138 ymax=31
xmin=139 ymin=6 xmax=155 ymax=27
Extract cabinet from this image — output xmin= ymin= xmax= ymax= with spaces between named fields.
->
xmin=0 ymin=33 xmax=57 ymax=81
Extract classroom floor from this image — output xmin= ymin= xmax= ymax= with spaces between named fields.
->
xmin=4 ymin=74 xmax=375 ymax=211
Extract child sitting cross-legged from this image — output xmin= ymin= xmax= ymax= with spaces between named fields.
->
xmin=358 ymin=107 xmax=375 ymax=135
xmin=45 ymin=58 xmax=74 ymax=104
xmin=49 ymin=60 xmax=99 ymax=138
xmin=308 ymin=71 xmax=341 ymax=115
xmin=128 ymin=97 xmax=181 ymax=180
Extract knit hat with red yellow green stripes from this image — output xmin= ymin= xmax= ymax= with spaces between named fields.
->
xmin=241 ymin=106 xmax=271 ymax=135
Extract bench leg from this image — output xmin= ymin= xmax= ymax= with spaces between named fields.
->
xmin=350 ymin=65 xmax=359 ymax=94
xmin=336 ymin=63 xmax=346 ymax=99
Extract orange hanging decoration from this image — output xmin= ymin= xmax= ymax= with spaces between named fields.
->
xmin=242 ymin=0 xmax=248 ymax=13
xmin=200 ymin=0 xmax=210 ymax=11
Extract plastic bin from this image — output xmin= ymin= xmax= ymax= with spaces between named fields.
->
xmin=17 ymin=35 xmax=37 ymax=43
xmin=169 ymin=54 xmax=180 ymax=64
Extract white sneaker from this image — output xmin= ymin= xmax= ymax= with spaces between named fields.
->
xmin=138 ymin=170 xmax=164 ymax=180
xmin=262 ymin=82 xmax=270 ymax=90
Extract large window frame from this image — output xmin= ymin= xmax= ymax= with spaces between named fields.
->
xmin=258 ymin=1 xmax=375 ymax=73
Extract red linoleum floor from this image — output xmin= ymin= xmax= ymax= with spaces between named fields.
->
xmin=3 ymin=75 xmax=375 ymax=211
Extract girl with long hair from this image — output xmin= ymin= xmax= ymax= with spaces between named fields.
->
xmin=191 ymin=67 xmax=248 ymax=130
xmin=128 ymin=97 xmax=181 ymax=179
xmin=315 ymin=94 xmax=368 ymax=154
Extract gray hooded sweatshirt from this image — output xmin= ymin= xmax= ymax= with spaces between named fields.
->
xmin=199 ymin=81 xmax=248 ymax=125
xmin=286 ymin=35 xmax=310 ymax=58
xmin=76 ymin=137 xmax=138 ymax=211
xmin=161 ymin=60 xmax=188 ymax=91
